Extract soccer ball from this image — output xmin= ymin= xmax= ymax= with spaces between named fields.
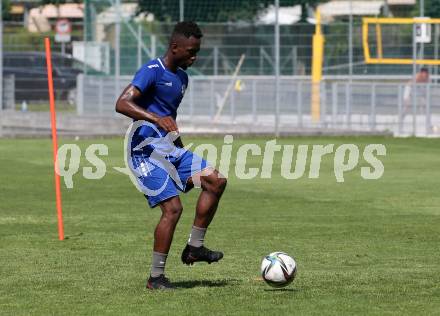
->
xmin=261 ymin=252 xmax=297 ymax=288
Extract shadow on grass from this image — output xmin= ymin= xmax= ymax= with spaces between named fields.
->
xmin=173 ymin=279 xmax=236 ymax=289
xmin=64 ymin=232 xmax=84 ymax=240
xmin=263 ymin=288 xmax=297 ymax=292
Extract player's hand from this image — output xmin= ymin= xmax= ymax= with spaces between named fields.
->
xmin=156 ymin=116 xmax=179 ymax=133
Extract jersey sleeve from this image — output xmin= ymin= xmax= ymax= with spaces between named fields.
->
xmin=131 ymin=64 xmax=157 ymax=94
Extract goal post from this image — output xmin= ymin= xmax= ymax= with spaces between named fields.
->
xmin=363 ymin=17 xmax=440 ymax=65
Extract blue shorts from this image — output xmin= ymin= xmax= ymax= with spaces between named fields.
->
xmin=131 ymin=149 xmax=209 ymax=208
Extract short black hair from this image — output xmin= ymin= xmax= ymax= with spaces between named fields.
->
xmin=420 ymin=67 xmax=429 ymax=73
xmin=171 ymin=21 xmax=203 ymax=39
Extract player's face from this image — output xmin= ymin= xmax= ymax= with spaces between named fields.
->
xmin=173 ymin=36 xmax=201 ymax=70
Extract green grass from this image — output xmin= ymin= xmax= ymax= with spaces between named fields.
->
xmin=1 ymin=136 xmax=440 ymax=315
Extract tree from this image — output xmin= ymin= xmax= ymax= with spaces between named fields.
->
xmin=2 ymin=0 xmax=11 ymax=21
xmin=137 ymin=0 xmax=329 ymax=23
xmin=412 ymin=0 xmax=440 ymax=18
xmin=422 ymin=0 xmax=440 ymax=18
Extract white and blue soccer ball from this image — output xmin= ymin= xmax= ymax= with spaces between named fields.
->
xmin=261 ymin=252 xmax=297 ymax=288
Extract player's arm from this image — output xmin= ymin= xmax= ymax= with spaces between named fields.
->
xmin=115 ymin=84 xmax=178 ymax=132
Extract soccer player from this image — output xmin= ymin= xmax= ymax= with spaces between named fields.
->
xmin=403 ymin=67 xmax=430 ymax=117
xmin=115 ymin=21 xmax=226 ymax=290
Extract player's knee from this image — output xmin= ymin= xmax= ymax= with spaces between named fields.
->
xmin=164 ymin=205 xmax=183 ymax=221
xmin=218 ymin=177 xmax=227 ymax=191
xmin=211 ymin=177 xmax=227 ymax=196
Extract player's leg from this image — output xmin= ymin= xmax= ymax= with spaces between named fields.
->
xmin=147 ymin=196 xmax=183 ymax=290
xmin=192 ymin=168 xmax=227 ymax=228
xmin=181 ymin=168 xmax=227 ymax=265
xmin=170 ymin=150 xmax=227 ymax=265
xmin=133 ymin=158 xmax=182 ymax=290
xmin=154 ymin=196 xmax=184 ymax=253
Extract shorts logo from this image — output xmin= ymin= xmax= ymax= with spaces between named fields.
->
xmin=138 ymin=161 xmax=155 ymax=176
xmin=124 ymin=120 xmax=185 ymax=197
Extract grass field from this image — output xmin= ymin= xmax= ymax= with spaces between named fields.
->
xmin=1 ymin=136 xmax=439 ymax=315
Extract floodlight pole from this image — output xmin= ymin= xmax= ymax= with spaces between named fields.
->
xmin=0 ymin=0 xmax=3 ymax=137
xmin=349 ymin=0 xmax=353 ymax=80
xmin=115 ymin=0 xmax=121 ymax=105
xmin=435 ymin=25 xmax=439 ymax=82
xmin=420 ymin=0 xmax=425 ymax=61
xmin=348 ymin=0 xmax=353 ymax=129
xmin=83 ymin=0 xmax=91 ymax=76
xmin=115 ymin=0 xmax=120 ymax=78
xmin=180 ymin=0 xmax=184 ymax=21
xmin=383 ymin=0 xmax=390 ymax=17
xmin=274 ymin=0 xmax=280 ymax=136
xmin=412 ymin=24 xmax=417 ymax=136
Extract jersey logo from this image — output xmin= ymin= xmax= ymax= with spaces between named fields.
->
xmin=181 ymin=84 xmax=187 ymax=96
xmin=165 ymin=82 xmax=173 ymax=87
xmin=147 ymin=64 xmax=159 ymax=69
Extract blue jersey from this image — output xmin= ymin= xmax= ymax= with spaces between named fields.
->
xmin=130 ymin=58 xmax=188 ymax=154
xmin=131 ymin=57 xmax=188 ymax=120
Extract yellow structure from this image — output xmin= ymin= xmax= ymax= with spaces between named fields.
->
xmin=363 ymin=17 xmax=440 ymax=65
xmin=311 ymin=9 xmax=324 ymax=123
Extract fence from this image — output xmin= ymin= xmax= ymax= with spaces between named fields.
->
xmin=80 ymin=20 xmax=440 ymax=77
xmin=77 ymin=74 xmax=440 ymax=137
xmin=1 ymin=0 xmax=439 ymax=138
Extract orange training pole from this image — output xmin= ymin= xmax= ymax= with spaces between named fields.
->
xmin=45 ymin=37 xmax=64 ymax=240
